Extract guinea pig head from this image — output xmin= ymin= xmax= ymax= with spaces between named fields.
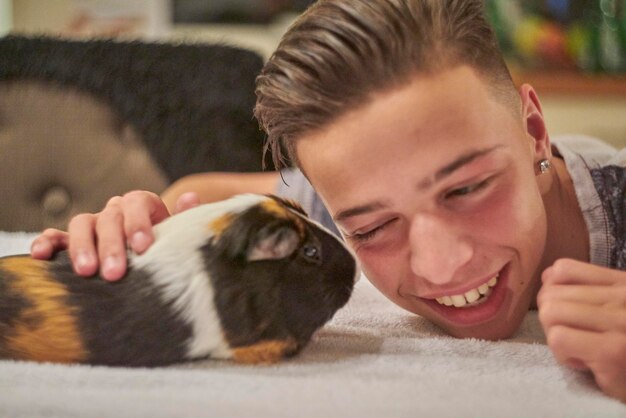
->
xmin=202 ymin=195 xmax=357 ymax=363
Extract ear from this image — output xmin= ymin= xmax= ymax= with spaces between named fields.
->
xmin=247 ymin=225 xmax=300 ymax=261
xmin=519 ymin=84 xmax=552 ymax=166
xmin=519 ymin=84 xmax=555 ymax=196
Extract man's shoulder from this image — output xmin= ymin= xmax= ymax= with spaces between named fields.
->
xmin=552 ymin=135 xmax=624 ymax=168
xmin=554 ymin=135 xmax=626 ymax=269
xmin=553 ymin=135 xmax=626 ymax=212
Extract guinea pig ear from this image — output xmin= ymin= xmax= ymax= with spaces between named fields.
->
xmin=247 ymin=225 xmax=300 ymax=262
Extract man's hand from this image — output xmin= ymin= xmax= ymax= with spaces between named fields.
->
xmin=30 ymin=191 xmax=200 ymax=281
xmin=538 ymin=258 xmax=626 ymax=402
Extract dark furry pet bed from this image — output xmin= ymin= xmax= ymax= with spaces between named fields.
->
xmin=0 ymin=35 xmax=271 ymax=181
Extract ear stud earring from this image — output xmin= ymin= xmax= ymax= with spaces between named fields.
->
xmin=539 ymin=159 xmax=552 ymax=174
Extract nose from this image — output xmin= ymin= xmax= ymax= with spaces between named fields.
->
xmin=409 ymin=213 xmax=473 ymax=284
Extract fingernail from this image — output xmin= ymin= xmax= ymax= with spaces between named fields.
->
xmin=102 ymin=256 xmax=121 ymax=279
xmin=75 ymin=251 xmax=92 ymax=270
xmin=30 ymin=242 xmax=45 ymax=255
xmin=131 ymin=231 xmax=150 ymax=253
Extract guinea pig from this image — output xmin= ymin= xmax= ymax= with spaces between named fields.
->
xmin=0 ymin=194 xmax=358 ymax=367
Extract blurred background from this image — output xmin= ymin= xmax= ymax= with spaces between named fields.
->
xmin=0 ymin=0 xmax=624 ymax=146
xmin=487 ymin=0 xmax=625 ymax=74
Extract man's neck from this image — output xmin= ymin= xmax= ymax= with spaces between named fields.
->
xmin=540 ymin=156 xmax=590 ymax=264
xmin=530 ymin=156 xmax=590 ymax=308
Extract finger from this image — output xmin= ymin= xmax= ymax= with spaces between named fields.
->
xmin=30 ymin=229 xmax=69 ymax=259
xmin=547 ymin=326 xmax=626 ymax=401
xmin=537 ymin=284 xmax=626 ymax=309
xmin=539 ymin=299 xmax=626 ymax=333
xmin=94 ymin=197 xmax=128 ymax=281
xmin=546 ymin=325 xmax=598 ymax=370
xmin=67 ymin=214 xmax=99 ymax=277
xmin=121 ymin=191 xmax=169 ymax=254
xmin=542 ymin=259 xmax=620 ymax=286
xmin=175 ymin=192 xmax=201 ymax=214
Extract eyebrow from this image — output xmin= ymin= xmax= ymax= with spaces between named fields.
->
xmin=334 ymin=201 xmax=388 ymax=223
xmin=333 ymin=145 xmax=503 ymax=223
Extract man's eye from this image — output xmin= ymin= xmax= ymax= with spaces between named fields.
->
xmin=352 ymin=228 xmax=380 ymax=243
xmin=445 ymin=179 xmax=489 ymax=199
xmin=350 ymin=219 xmax=397 ymax=243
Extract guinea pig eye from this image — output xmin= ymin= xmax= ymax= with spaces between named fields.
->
xmin=301 ymin=244 xmax=321 ymax=263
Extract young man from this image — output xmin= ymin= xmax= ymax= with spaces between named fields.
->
xmin=32 ymin=0 xmax=625 ymax=401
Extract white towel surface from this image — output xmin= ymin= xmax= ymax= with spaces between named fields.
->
xmin=0 ymin=232 xmax=624 ymax=418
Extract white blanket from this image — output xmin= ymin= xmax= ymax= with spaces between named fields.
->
xmin=0 ymin=232 xmax=624 ymax=417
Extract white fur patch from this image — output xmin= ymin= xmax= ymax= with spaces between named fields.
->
xmin=130 ymin=194 xmax=267 ymax=360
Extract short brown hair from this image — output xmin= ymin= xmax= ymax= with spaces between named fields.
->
xmin=255 ymin=0 xmax=517 ymax=169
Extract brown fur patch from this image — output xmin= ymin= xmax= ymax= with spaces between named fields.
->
xmin=207 ymin=212 xmax=235 ymax=239
xmin=1 ymin=257 xmax=87 ymax=363
xmin=260 ymin=199 xmax=305 ymax=239
xmin=232 ymin=338 xmax=299 ymax=364
xmin=268 ymin=196 xmax=307 ymax=217
xmin=260 ymin=198 xmax=292 ymax=218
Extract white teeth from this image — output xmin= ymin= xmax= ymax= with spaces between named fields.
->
xmin=436 ymin=297 xmax=454 ymax=306
xmin=478 ymin=283 xmax=489 ymax=295
xmin=435 ymin=274 xmax=499 ymax=308
xmin=464 ymin=289 xmax=480 ymax=303
xmin=451 ymin=295 xmax=466 ymax=307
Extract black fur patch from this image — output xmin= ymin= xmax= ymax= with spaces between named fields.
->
xmin=204 ymin=203 xmax=355 ymax=351
xmin=48 ymin=252 xmax=194 ymax=367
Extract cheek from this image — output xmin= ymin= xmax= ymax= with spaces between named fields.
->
xmin=470 ymin=174 xmax=546 ymax=258
xmin=354 ymin=245 xmax=408 ymax=297
xmin=503 ymin=177 xmax=546 ymax=243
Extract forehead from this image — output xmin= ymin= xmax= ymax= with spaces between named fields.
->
xmin=294 ymin=66 xmax=519 ymax=215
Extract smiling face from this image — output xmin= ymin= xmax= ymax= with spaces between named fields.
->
xmin=296 ymin=66 xmax=550 ymax=339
